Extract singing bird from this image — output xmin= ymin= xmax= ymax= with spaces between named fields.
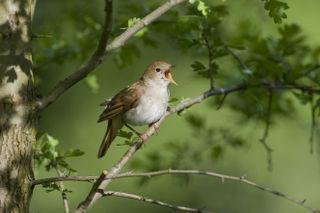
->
xmin=97 ymin=61 xmax=177 ymax=158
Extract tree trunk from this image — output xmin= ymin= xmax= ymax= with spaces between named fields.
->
xmin=0 ymin=0 xmax=36 ymax=212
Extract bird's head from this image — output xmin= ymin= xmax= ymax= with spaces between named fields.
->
xmin=142 ymin=61 xmax=177 ymax=87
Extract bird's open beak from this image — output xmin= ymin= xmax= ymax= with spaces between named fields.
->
xmin=164 ymin=70 xmax=177 ymax=85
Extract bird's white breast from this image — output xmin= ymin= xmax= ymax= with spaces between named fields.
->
xmin=123 ymin=85 xmax=169 ymax=126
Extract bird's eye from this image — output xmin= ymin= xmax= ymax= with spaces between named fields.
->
xmin=155 ymin=68 xmax=161 ymax=72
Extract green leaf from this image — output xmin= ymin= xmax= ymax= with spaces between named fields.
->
xmin=168 ymin=97 xmax=180 ymax=107
xmin=117 ymin=129 xmax=133 ymax=139
xmin=34 ymin=133 xmax=59 ymax=162
xmin=185 ymin=114 xmax=204 ymax=129
xmin=169 ymin=97 xmax=179 ymax=104
xmin=191 ymin=60 xmax=211 ymax=78
xmin=127 ymin=17 xmax=141 ymax=28
xmin=63 ymin=188 xmax=73 ymax=194
xmin=127 ymin=17 xmax=147 ymax=37
xmin=211 ymin=145 xmax=224 ymax=159
xmin=191 ymin=60 xmax=206 ymax=72
xmin=42 ymin=182 xmax=61 ymax=193
xmin=34 ymin=132 xmax=84 ymax=174
xmin=135 ymin=28 xmax=147 ymax=37
xmin=197 ymin=1 xmax=209 ymax=16
xmin=85 ymin=74 xmax=99 ymax=93
xmin=263 ymin=0 xmax=289 ymax=24
xmin=63 ymin=149 xmax=85 ymax=158
xmin=292 ymin=92 xmax=312 ymax=105
xmin=188 ymin=0 xmax=209 ymax=16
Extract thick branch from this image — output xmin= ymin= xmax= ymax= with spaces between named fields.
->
xmin=75 ymin=82 xmax=320 ymax=212
xmin=101 ymin=190 xmax=212 ymax=213
xmin=38 ymin=0 xmax=187 ymax=110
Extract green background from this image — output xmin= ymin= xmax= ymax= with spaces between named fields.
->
xmin=31 ymin=0 xmax=320 ymax=212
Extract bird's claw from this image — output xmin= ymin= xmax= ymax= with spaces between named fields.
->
xmin=149 ymin=122 xmax=160 ymax=134
xmin=139 ymin=133 xmax=147 ymax=141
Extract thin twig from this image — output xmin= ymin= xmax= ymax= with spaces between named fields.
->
xmin=226 ymin=47 xmax=252 ymax=74
xmin=53 ymin=166 xmax=70 ymax=213
xmin=216 ymin=93 xmax=228 ymax=110
xmin=259 ymin=89 xmax=274 ymax=171
xmin=38 ymin=0 xmax=187 ymax=111
xmin=309 ymin=95 xmax=317 ymax=154
xmin=299 ymin=64 xmax=320 ymax=77
xmin=33 ymin=169 xmax=320 ymax=213
xmin=202 ymin=24 xmax=214 ymax=90
xmin=31 ymin=33 xmax=53 ymax=39
xmin=33 ymin=176 xmax=97 ymax=185
xmin=116 ymin=169 xmax=319 ymax=213
xmin=101 ymin=190 xmax=213 ymax=213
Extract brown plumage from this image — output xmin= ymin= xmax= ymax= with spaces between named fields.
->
xmin=97 ymin=61 xmax=176 ymax=158
xmin=97 ymin=82 xmax=142 ymax=158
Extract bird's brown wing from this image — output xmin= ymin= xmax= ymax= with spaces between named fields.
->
xmin=97 ymin=81 xmax=142 ymax=122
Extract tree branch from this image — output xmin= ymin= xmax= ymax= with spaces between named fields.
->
xmin=37 ymin=0 xmax=113 ymax=110
xmin=101 ymin=190 xmax=213 ymax=213
xmin=74 ymin=81 xmax=320 ymax=212
xmin=309 ymin=95 xmax=317 ymax=154
xmin=106 ymin=0 xmax=186 ymax=52
xmin=215 ymin=93 xmax=228 ymax=110
xmin=298 ymin=64 xmax=320 ymax=78
xmin=54 ymin=167 xmax=70 ymax=213
xmin=38 ymin=0 xmax=187 ymax=111
xmin=226 ymin=47 xmax=252 ymax=74
xmin=202 ymin=24 xmax=214 ymax=90
xmin=259 ymin=89 xmax=274 ymax=171
xmin=33 ymin=168 xmax=320 ymax=213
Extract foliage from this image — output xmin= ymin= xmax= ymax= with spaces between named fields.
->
xmin=34 ymin=133 xmax=84 ymax=173
xmin=262 ymin=0 xmax=289 ymax=24
xmin=34 ymin=133 xmax=84 ymax=192
xmin=123 ymin=0 xmax=320 ymax=171
xmin=32 ymin=0 xmax=320 ymax=196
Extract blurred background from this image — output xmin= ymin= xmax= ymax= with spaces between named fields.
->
xmin=31 ymin=0 xmax=320 ymax=212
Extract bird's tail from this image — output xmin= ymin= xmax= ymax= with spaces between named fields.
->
xmin=98 ymin=118 xmax=123 ymax=158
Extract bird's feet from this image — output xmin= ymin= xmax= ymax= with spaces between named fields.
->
xmin=139 ymin=133 xmax=147 ymax=141
xmin=125 ymin=123 xmax=147 ymax=141
xmin=149 ymin=122 xmax=160 ymax=134
xmin=125 ymin=124 xmax=141 ymax=136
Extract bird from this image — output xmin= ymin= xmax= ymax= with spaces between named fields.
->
xmin=97 ymin=61 xmax=177 ymax=158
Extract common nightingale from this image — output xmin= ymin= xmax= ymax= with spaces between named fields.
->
xmin=97 ymin=61 xmax=177 ymax=158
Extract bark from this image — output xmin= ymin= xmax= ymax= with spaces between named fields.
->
xmin=0 ymin=0 xmax=36 ymax=212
